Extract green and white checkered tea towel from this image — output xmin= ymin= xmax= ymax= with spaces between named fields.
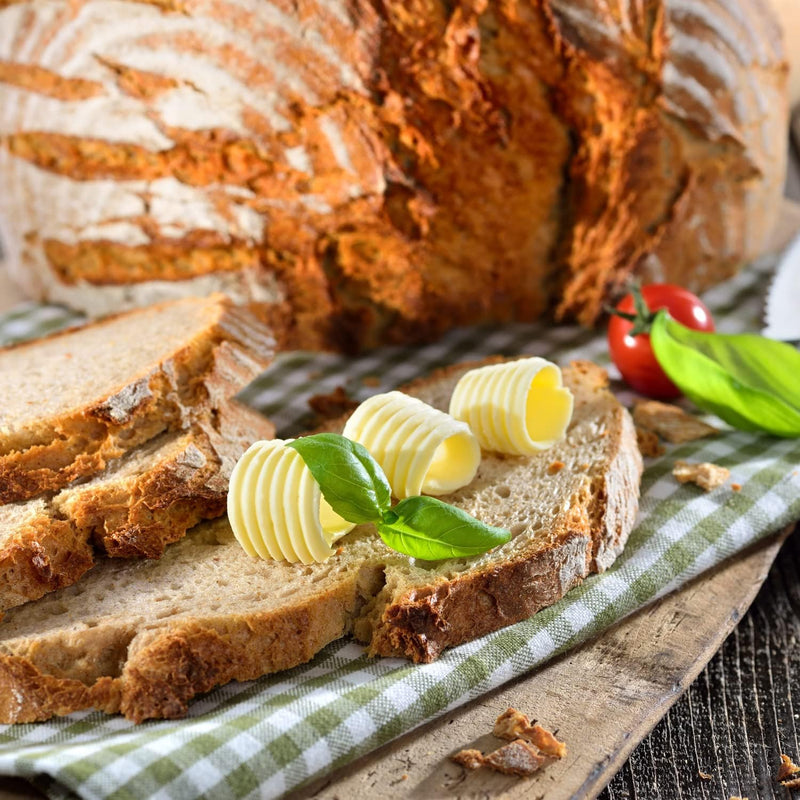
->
xmin=0 ymin=258 xmax=797 ymax=800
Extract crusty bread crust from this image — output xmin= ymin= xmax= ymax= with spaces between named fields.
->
xmin=0 ymin=296 xmax=276 ymax=504
xmin=0 ymin=512 xmax=94 ymax=615
xmin=0 ymin=358 xmax=642 ymax=722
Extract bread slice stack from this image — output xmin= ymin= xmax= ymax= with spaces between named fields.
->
xmin=0 ymin=295 xmax=276 ymax=614
xmin=0 ymin=358 xmax=642 ymax=723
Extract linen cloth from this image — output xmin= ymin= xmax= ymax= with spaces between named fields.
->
xmin=0 ymin=256 xmax=797 ymax=800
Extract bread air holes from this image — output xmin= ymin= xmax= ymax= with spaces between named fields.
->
xmin=510 ymin=523 xmax=527 ymax=538
xmin=494 ymin=484 xmax=511 ymax=499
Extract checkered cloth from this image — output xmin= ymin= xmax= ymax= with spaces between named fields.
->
xmin=0 ymin=258 xmax=798 ymax=800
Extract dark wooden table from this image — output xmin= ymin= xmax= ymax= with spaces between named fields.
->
xmin=600 ymin=125 xmax=800 ymax=800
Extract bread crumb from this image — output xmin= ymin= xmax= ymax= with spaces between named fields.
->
xmin=777 ymin=753 xmax=800 ymax=782
xmin=636 ymin=427 xmax=665 ymax=458
xmin=698 ymin=770 xmax=712 ymax=780
xmin=579 ymin=462 xmax=590 ymax=471
xmin=308 ymin=386 xmax=358 ymax=422
xmin=547 ymin=461 xmax=565 ymax=475
xmin=493 ymin=707 xmax=567 ymax=758
xmin=780 ymin=778 xmax=800 ymax=789
xmin=633 ymin=400 xmax=718 ymax=443
xmin=731 ymin=483 xmax=742 ymax=492
xmin=401 ymin=773 xmax=408 ymax=781
xmin=673 ymin=461 xmax=730 ymax=492
xmin=451 ymin=749 xmax=484 ymax=770
xmin=452 ymin=740 xmax=546 ymax=777
xmin=451 ymin=708 xmax=566 ymax=778
xmin=729 ymin=796 xmax=749 ymax=800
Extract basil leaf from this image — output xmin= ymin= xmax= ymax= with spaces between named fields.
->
xmin=650 ymin=310 xmax=800 ymax=437
xmin=377 ymin=495 xmax=511 ymax=560
xmin=287 ymin=433 xmax=391 ymax=523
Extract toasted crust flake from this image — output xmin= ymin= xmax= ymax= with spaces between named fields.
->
xmin=633 ymin=400 xmax=718 ymax=443
xmin=452 ymin=740 xmax=546 ymax=777
xmin=777 ymin=753 xmax=800 ymax=782
xmin=672 ymin=461 xmax=730 ymax=492
xmin=493 ymin=708 xmax=567 ymax=758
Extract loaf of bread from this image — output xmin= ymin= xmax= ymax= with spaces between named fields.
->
xmin=0 ymin=359 xmax=642 ymax=723
xmin=0 ymin=0 xmax=788 ymax=350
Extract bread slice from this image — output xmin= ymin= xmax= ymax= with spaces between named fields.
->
xmin=0 ymin=360 xmax=642 ymax=723
xmin=0 ymin=294 xmax=275 ymax=504
xmin=0 ymin=402 xmax=274 ymax=615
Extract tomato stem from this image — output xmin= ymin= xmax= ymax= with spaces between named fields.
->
xmin=607 ymin=280 xmax=657 ymax=336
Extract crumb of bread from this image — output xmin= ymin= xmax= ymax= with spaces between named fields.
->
xmin=452 ymin=740 xmax=546 ymax=776
xmin=729 ymin=796 xmax=749 ymax=800
xmin=484 ymin=740 xmax=547 ymax=776
xmin=308 ymin=386 xmax=358 ymax=422
xmin=636 ymin=427 xmax=665 ymax=458
xmin=633 ymin=400 xmax=718 ymax=443
xmin=777 ymin=754 xmax=800 ymax=782
xmin=579 ymin=462 xmax=590 ymax=470
xmin=673 ymin=461 xmax=730 ymax=491
xmin=493 ymin=708 xmax=567 ymax=758
xmin=451 ymin=749 xmax=485 ymax=770
xmin=698 ymin=770 xmax=712 ymax=780
xmin=547 ymin=461 xmax=565 ymax=475
xmin=451 ymin=708 xmax=566 ymax=778
xmin=731 ymin=483 xmax=742 ymax=492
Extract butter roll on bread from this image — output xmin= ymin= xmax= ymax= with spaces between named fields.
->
xmin=0 ymin=359 xmax=642 ymax=723
xmin=0 ymin=294 xmax=276 ymax=504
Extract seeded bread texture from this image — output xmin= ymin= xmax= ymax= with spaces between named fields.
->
xmin=0 ymin=295 xmax=276 ymax=503
xmin=0 ymin=359 xmax=642 ymax=722
xmin=0 ymin=402 xmax=274 ymax=616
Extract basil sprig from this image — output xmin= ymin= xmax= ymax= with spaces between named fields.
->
xmin=287 ymin=433 xmax=510 ymax=559
xmin=650 ymin=310 xmax=800 ymax=437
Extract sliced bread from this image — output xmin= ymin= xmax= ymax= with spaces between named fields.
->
xmin=0 ymin=402 xmax=274 ymax=615
xmin=0 ymin=359 xmax=642 ymax=722
xmin=0 ymin=295 xmax=276 ymax=504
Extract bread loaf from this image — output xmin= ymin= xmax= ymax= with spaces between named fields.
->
xmin=0 ymin=0 xmax=787 ymax=350
xmin=0 ymin=359 xmax=642 ymax=723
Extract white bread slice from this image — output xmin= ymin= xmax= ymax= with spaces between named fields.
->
xmin=0 ymin=402 xmax=275 ymax=615
xmin=0 ymin=359 xmax=642 ymax=723
xmin=0 ymin=295 xmax=276 ymax=504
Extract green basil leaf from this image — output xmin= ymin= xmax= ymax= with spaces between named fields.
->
xmin=287 ymin=433 xmax=391 ymax=523
xmin=650 ymin=310 xmax=800 ymax=437
xmin=377 ymin=495 xmax=511 ymax=560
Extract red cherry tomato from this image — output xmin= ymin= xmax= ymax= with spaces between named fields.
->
xmin=607 ymin=284 xmax=715 ymax=399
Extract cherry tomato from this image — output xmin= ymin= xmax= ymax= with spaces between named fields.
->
xmin=607 ymin=284 xmax=714 ymax=399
